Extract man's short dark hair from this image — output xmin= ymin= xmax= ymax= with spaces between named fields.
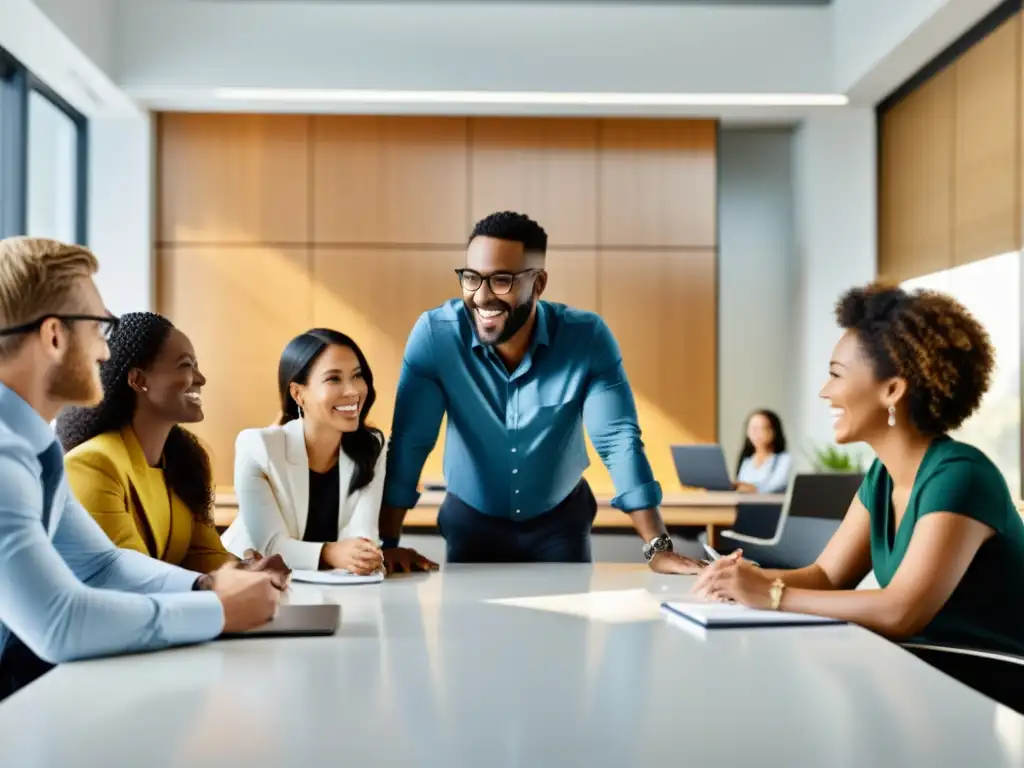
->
xmin=469 ymin=212 xmax=547 ymax=257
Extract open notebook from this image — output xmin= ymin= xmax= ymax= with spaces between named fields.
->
xmin=661 ymin=601 xmax=844 ymax=629
xmin=292 ymin=569 xmax=384 ymax=585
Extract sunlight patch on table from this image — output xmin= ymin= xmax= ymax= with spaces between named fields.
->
xmin=486 ymin=588 xmax=663 ymax=623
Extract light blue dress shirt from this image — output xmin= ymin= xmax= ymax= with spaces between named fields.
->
xmin=0 ymin=384 xmax=224 ymax=666
xmin=736 ymin=451 xmax=793 ymax=494
xmin=383 ymin=299 xmax=662 ymax=519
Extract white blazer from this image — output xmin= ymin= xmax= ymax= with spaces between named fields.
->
xmin=221 ymin=418 xmax=385 ymax=570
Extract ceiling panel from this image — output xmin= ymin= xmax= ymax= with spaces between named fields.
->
xmin=191 ymin=1 xmax=832 ymax=5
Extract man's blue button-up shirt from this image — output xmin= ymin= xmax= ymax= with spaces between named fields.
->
xmin=383 ymin=299 xmax=663 ymax=519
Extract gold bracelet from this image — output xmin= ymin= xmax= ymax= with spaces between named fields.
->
xmin=769 ymin=578 xmax=786 ymax=611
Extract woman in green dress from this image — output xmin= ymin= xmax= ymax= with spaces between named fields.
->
xmin=694 ymin=282 xmax=1024 ymax=656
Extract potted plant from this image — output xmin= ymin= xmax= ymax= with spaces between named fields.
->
xmin=809 ymin=443 xmax=864 ymax=473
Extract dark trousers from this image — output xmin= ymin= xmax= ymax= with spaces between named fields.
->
xmin=0 ymin=636 xmax=54 ymax=702
xmin=437 ymin=480 xmax=598 ymax=563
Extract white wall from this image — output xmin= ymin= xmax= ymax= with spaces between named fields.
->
xmin=1 ymin=0 xmax=133 ymax=118
xmin=791 ymin=110 xmax=877 ymax=467
xmin=88 ymin=115 xmax=154 ymax=315
xmin=31 ymin=0 xmax=117 ymax=79
xmin=717 ymin=128 xmax=797 ymax=470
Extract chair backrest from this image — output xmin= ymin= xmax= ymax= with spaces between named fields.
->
xmin=785 ymin=472 xmax=865 ymax=520
xmin=734 ymin=472 xmax=865 ymax=568
xmin=903 ymin=643 xmax=1024 ymax=714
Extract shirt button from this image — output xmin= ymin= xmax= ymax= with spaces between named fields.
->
xmin=512 ymin=469 xmax=518 ymax=474
xmin=515 ymin=509 xmax=521 ymax=515
xmin=515 ymin=489 xmax=520 ymax=494
xmin=511 ymin=448 xmax=517 ymax=453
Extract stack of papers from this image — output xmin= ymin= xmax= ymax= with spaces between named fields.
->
xmin=291 ymin=569 xmax=384 ymax=585
xmin=661 ymin=601 xmax=844 ymax=629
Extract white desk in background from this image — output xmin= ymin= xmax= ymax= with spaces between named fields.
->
xmin=214 ymin=489 xmax=786 ymax=547
xmin=1 ymin=565 xmax=1021 ymax=767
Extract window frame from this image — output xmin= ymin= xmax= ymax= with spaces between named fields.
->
xmin=0 ymin=46 xmax=88 ymax=244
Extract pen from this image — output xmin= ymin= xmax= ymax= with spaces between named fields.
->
xmin=703 ymin=543 xmax=721 ymax=561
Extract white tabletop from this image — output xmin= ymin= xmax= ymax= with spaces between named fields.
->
xmin=2 ymin=564 xmax=1022 ymax=767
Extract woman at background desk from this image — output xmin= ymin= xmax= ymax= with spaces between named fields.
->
xmin=734 ymin=409 xmax=791 ymax=494
xmin=222 ymin=329 xmax=386 ymax=575
xmin=695 ymin=284 xmax=1024 ymax=656
xmin=57 ymin=313 xmax=284 ymax=583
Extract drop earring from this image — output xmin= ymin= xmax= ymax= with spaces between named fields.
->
xmin=887 ymin=405 xmax=896 ymax=427
xmin=297 ymin=405 xmax=304 ymax=420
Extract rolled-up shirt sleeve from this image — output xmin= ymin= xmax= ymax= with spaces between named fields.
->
xmin=383 ymin=312 xmax=447 ymax=510
xmin=581 ymin=318 xmax=662 ymax=511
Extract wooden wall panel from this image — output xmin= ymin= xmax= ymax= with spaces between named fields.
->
xmin=598 ymin=119 xmax=717 ymax=248
xmin=312 ymin=117 xmax=468 ymax=245
xmin=541 ymin=250 xmax=598 ymax=313
xmin=156 ymin=246 xmax=313 ymax=487
xmin=879 ymin=66 xmax=956 ymax=283
xmin=158 ymin=114 xmax=310 ymax=245
xmin=156 ymin=114 xmax=719 ymax=501
xmin=954 ymin=14 xmax=1021 ymax=267
xmin=469 ymin=119 xmax=598 ymax=246
xmin=311 ymin=248 xmax=463 ymax=484
xmin=595 ymin=249 xmax=717 ymax=493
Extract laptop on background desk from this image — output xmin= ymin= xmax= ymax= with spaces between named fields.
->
xmin=670 ymin=445 xmax=735 ymax=492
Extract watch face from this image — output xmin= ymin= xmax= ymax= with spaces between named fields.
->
xmin=644 ymin=535 xmax=672 ymax=560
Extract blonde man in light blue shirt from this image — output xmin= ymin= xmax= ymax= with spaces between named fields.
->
xmin=0 ymin=237 xmax=280 ymax=700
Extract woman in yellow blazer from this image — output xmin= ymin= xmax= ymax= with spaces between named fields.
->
xmin=56 ymin=312 xmax=238 ymax=573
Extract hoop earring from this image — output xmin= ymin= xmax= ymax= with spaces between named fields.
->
xmin=887 ymin=405 xmax=896 ymax=427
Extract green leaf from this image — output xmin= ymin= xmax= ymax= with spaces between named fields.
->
xmin=808 ymin=442 xmax=861 ymax=472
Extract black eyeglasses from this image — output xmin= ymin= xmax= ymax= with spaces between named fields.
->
xmin=0 ymin=314 xmax=120 ymax=339
xmin=455 ymin=268 xmax=540 ymax=296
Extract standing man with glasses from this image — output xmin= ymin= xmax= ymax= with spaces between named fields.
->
xmin=0 ymin=237 xmax=282 ymax=701
xmin=380 ymin=212 xmax=703 ymax=574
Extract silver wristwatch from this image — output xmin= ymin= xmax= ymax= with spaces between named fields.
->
xmin=642 ymin=534 xmax=673 ymax=562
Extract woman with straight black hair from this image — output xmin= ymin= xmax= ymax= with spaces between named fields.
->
xmin=222 ymin=329 xmax=387 ymax=574
xmin=734 ymin=409 xmax=792 ymax=494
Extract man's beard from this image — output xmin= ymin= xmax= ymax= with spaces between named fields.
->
xmin=46 ymin=335 xmax=102 ymax=406
xmin=470 ymin=295 xmax=535 ymax=346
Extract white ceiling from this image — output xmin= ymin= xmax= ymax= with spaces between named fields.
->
xmin=17 ymin=0 xmax=1008 ymax=122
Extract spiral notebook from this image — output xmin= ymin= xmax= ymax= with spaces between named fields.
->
xmin=661 ymin=601 xmax=844 ymax=629
xmin=292 ymin=569 xmax=385 ymax=585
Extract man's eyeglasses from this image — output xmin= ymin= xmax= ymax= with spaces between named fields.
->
xmin=455 ymin=268 xmax=540 ymax=296
xmin=0 ymin=314 xmax=120 ymax=340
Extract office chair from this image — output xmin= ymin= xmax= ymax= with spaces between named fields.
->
xmin=902 ymin=641 xmax=1024 ymax=715
xmin=714 ymin=472 xmax=864 ymax=568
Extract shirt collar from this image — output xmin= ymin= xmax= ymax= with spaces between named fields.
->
xmin=467 ymin=300 xmax=551 ymax=351
xmin=0 ymin=383 xmax=58 ymax=455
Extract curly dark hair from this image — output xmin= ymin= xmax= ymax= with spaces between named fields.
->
xmin=835 ymin=283 xmax=994 ymax=435
xmin=277 ymin=328 xmax=384 ymax=493
xmin=469 ymin=211 xmax=548 ymax=256
xmin=55 ymin=312 xmax=214 ymax=523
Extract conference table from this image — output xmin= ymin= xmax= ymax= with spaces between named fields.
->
xmin=214 ymin=489 xmax=786 ymax=547
xmin=1 ymin=564 xmax=1021 ymax=767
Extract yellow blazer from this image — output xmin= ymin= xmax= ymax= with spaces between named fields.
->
xmin=64 ymin=426 xmax=235 ymax=573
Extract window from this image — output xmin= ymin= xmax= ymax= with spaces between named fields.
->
xmin=0 ymin=46 xmax=86 ymax=243
xmin=27 ymin=91 xmax=80 ymax=242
